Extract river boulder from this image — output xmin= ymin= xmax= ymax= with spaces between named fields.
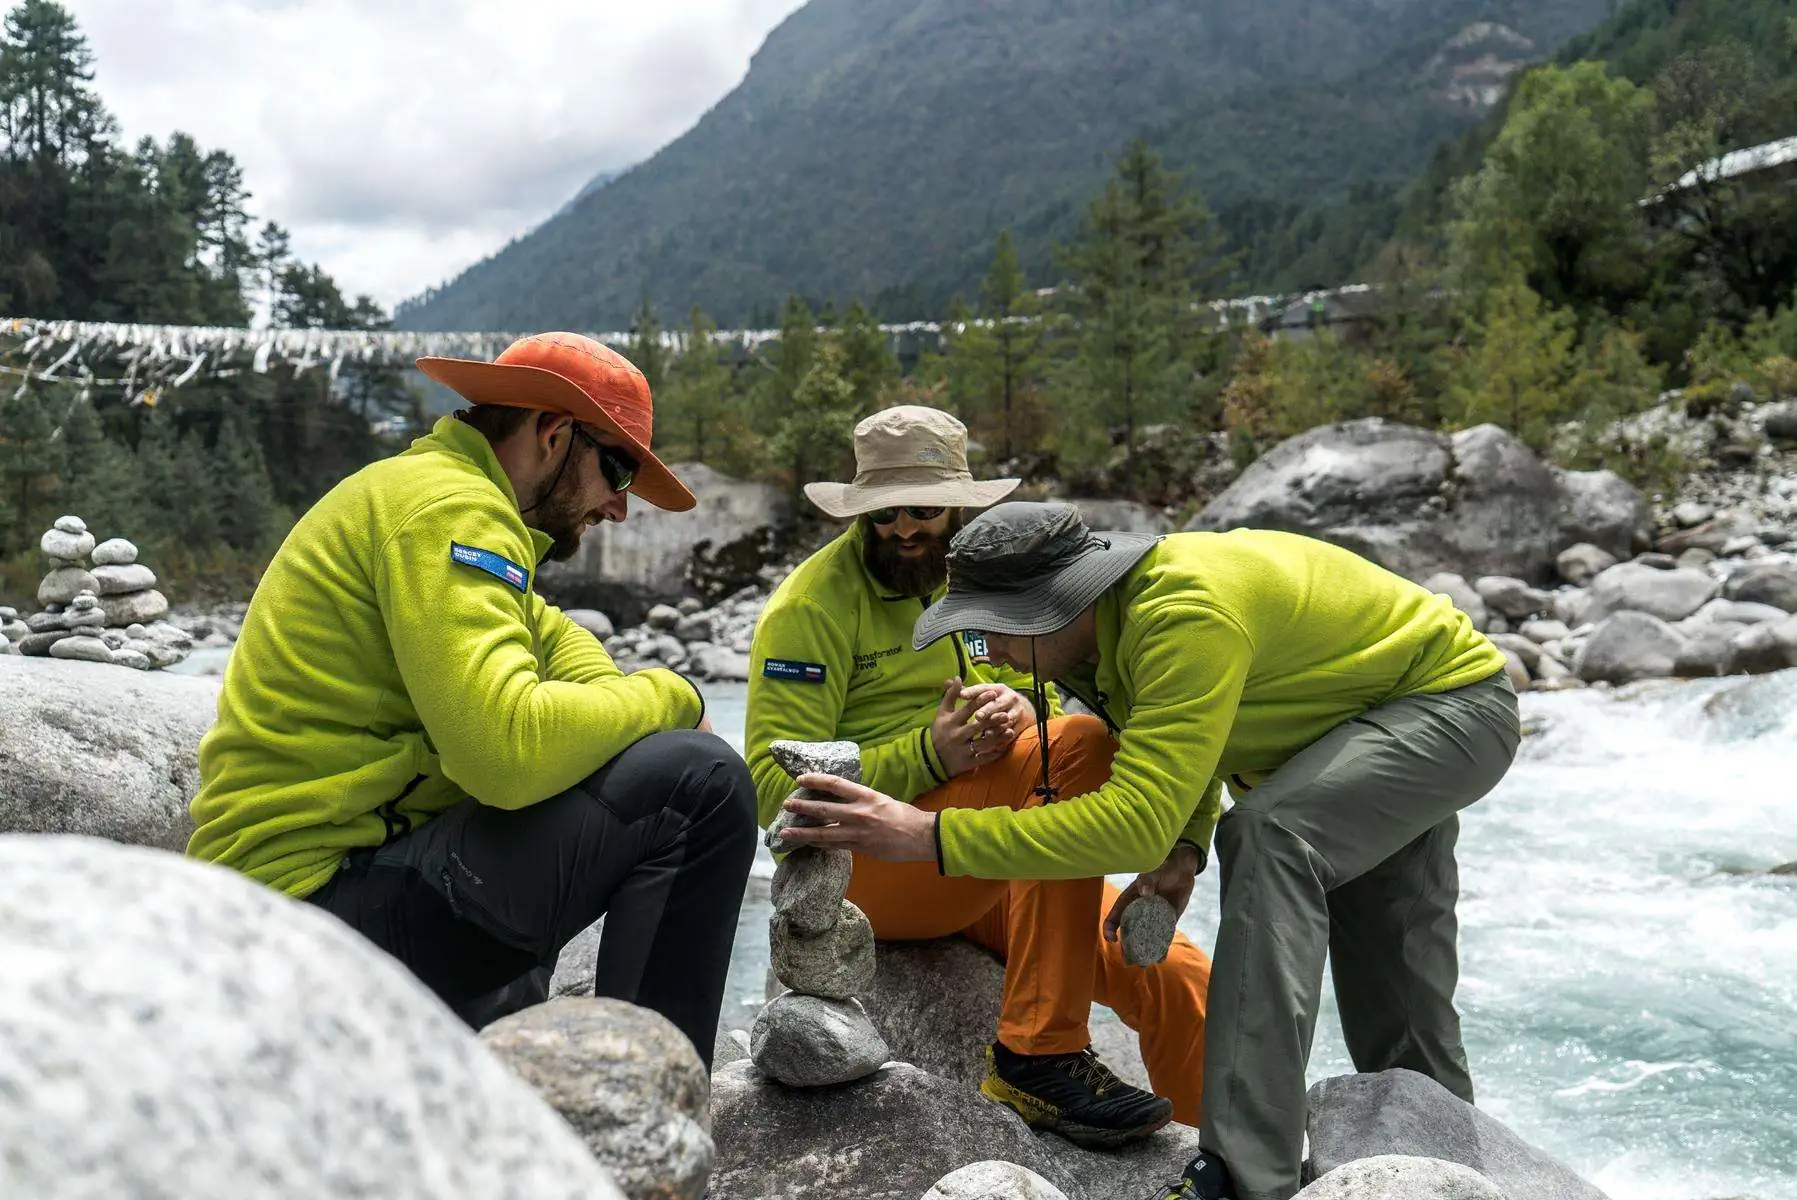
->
xmin=0 ymin=655 xmax=216 ymax=850
xmin=1574 ymin=612 xmax=1687 ymax=683
xmin=1306 ymin=1070 xmax=1607 ymax=1200
xmin=0 ymin=835 xmax=621 ymax=1199
xmin=1191 ymin=420 xmax=1647 ymax=584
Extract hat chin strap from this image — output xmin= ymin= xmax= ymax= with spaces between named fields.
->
xmin=521 ymin=431 xmax=578 ymax=516
xmin=1030 ymin=639 xmax=1057 ymax=802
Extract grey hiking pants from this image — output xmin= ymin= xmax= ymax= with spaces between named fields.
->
xmin=1200 ymin=672 xmax=1521 ymax=1200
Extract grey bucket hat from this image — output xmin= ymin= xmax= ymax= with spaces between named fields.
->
xmin=912 ymin=502 xmax=1161 ymax=649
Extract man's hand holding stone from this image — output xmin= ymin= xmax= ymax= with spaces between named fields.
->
xmin=776 ymin=774 xmax=938 ymax=862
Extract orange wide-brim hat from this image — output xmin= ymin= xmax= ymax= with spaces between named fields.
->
xmin=417 ymin=331 xmax=696 ymax=512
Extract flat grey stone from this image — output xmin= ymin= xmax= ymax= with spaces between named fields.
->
xmin=481 ymin=996 xmax=711 ymax=1200
xmin=51 ymin=514 xmax=86 ymax=534
xmin=1489 ymin=634 xmax=1541 ymax=673
xmin=1120 ymin=893 xmax=1179 ymax=967
xmin=1297 ymin=1156 xmax=1504 ymax=1200
xmin=1723 ymin=562 xmax=1797 ymax=612
xmin=769 ymin=738 xmax=863 ymax=784
xmin=770 ymin=900 xmax=875 ymax=999
xmin=924 ymin=1160 xmax=1071 ymax=1199
xmin=1306 ymin=1069 xmax=1608 ymax=1200
xmin=90 ymin=537 xmax=138 ymax=566
xmin=98 ymin=588 xmax=170 ymax=627
xmin=764 ymin=788 xmax=831 ymax=850
xmin=1518 ymin=619 xmax=1570 ymax=644
xmin=1473 ymin=577 xmax=1551 ymax=621
xmin=39 ymin=528 xmax=94 ymax=560
xmin=37 ymin=566 xmax=98 ymax=606
xmin=111 ymin=648 xmax=153 ymax=671
xmin=26 ymin=610 xmax=68 ymax=633
xmin=91 ymin=563 xmax=158 ymax=596
xmin=645 ymin=603 xmax=681 ymax=629
xmin=1554 ymin=543 xmax=1616 ymax=587
xmin=48 ymin=635 xmax=113 ymax=664
xmin=772 ymin=846 xmax=853 ymax=936
xmin=0 ymin=835 xmax=623 ymax=1199
xmin=749 ymin=992 xmax=889 ymax=1087
xmin=19 ymin=630 xmax=72 ymax=656
xmin=1588 ymin=562 xmax=1719 ymax=623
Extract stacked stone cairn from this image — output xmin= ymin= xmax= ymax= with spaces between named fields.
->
xmin=6 ymin=515 xmax=193 ymax=670
xmin=751 ymin=738 xmax=891 ymax=1088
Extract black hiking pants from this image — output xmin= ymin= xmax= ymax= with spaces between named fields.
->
xmin=305 ymin=729 xmax=757 ymax=1065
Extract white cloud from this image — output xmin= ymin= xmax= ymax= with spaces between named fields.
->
xmin=64 ymin=0 xmax=805 ymax=314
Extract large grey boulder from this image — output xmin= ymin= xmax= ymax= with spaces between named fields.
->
xmin=1672 ymin=622 xmax=1749 ymax=677
xmin=0 ymin=655 xmax=217 ymax=850
xmin=480 ymin=997 xmax=710 ymax=1200
xmin=923 ymin=1161 xmax=1071 ymax=1200
xmin=1306 ymin=1070 xmax=1607 ymax=1200
xmin=539 ymin=463 xmax=787 ymax=624
xmin=1069 ymin=499 xmax=1174 ymax=536
xmin=708 ymin=1060 xmax=1080 ymax=1199
xmin=1574 ymin=612 xmax=1686 ymax=684
xmin=1722 ymin=562 xmax=1797 ymax=612
xmin=1296 ymin=1156 xmax=1504 ymax=1200
xmin=861 ymin=938 xmax=1151 ymax=1094
xmin=0 ymin=835 xmax=622 ymax=1199
xmin=1586 ymin=562 xmax=1720 ymax=624
xmin=1192 ymin=420 xmax=1647 ymax=584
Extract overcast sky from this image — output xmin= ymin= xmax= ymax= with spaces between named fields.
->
xmin=65 ymin=0 xmax=805 ymax=315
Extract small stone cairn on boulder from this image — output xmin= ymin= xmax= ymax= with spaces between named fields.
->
xmin=7 ymin=515 xmax=191 ymax=670
xmin=752 ymin=737 xmax=891 ymax=1088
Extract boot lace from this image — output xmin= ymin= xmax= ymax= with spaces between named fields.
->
xmin=1065 ymin=1048 xmax=1122 ymax=1096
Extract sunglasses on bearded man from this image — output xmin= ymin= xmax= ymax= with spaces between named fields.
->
xmin=572 ymin=426 xmax=638 ymax=494
xmin=866 ymin=506 xmax=947 ymax=526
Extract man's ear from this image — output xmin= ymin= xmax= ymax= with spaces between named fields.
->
xmin=536 ymin=412 xmax=574 ymax=457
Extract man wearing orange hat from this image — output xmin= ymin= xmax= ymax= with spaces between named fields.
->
xmin=188 ymin=333 xmax=757 ymax=1061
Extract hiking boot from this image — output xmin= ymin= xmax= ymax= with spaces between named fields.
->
xmin=979 ymin=1040 xmax=1174 ymax=1147
xmin=1152 ymin=1151 xmax=1238 ymax=1200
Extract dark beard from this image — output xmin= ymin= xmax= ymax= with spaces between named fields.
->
xmin=861 ymin=512 xmax=963 ymax=597
xmin=528 ymin=453 xmax=593 ymax=563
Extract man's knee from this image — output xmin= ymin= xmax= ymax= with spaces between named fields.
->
xmin=596 ymin=729 xmax=757 ymax=843
xmin=1044 ymin=714 xmax=1114 ymax=785
xmin=1216 ymin=808 xmax=1333 ymax=890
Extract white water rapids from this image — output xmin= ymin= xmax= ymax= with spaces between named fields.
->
xmin=706 ymin=673 xmax=1797 ymax=1200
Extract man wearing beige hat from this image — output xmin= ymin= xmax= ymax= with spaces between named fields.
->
xmin=747 ymin=405 xmax=1211 ymax=1146
xmin=190 ymin=332 xmax=756 ymax=1062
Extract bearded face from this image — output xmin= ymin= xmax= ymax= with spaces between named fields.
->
xmin=861 ymin=509 xmax=965 ymax=597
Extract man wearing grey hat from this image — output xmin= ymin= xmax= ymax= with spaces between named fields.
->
xmin=776 ymin=501 xmax=1519 ymax=1200
xmin=750 ymin=410 xmax=1212 ymax=1147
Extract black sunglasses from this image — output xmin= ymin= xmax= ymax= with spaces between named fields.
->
xmin=866 ymin=506 xmax=947 ymax=525
xmin=574 ymin=427 xmax=637 ymax=494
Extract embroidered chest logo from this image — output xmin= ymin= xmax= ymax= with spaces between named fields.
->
xmin=853 ymin=644 xmax=904 ymax=674
xmin=450 ymin=542 xmax=530 ymax=592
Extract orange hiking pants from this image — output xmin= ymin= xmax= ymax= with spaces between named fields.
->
xmin=847 ymin=714 xmax=1212 ymax=1125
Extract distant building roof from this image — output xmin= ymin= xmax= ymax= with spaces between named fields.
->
xmin=1669 ymin=134 xmax=1797 ymax=192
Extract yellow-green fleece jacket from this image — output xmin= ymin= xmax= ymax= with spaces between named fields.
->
xmin=188 ymin=415 xmax=703 ymax=899
xmin=746 ymin=522 xmax=1058 ymax=828
xmin=937 ymin=529 xmax=1507 ymax=881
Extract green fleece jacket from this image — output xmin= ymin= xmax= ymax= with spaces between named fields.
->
xmin=188 ymin=416 xmax=703 ymax=899
xmin=746 ymin=522 xmax=1057 ymax=828
xmin=937 ymin=529 xmax=1508 ymax=881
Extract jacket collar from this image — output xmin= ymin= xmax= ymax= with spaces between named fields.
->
xmin=409 ymin=415 xmax=556 ymax=565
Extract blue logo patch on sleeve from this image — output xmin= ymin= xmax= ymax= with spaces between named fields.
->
xmin=450 ymin=542 xmax=530 ymax=592
xmin=764 ymin=658 xmax=827 ymax=684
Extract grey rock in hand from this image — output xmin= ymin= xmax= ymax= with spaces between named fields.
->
xmin=1120 ymin=894 xmax=1178 ymax=967
xmin=763 ymin=788 xmax=832 ymax=851
xmin=769 ymin=738 xmax=863 ymax=785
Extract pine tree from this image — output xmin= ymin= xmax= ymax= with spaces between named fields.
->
xmin=659 ymin=306 xmax=734 ymax=465
xmin=1054 ymin=140 xmax=1232 ymax=487
xmin=1450 ymin=275 xmax=1584 ymax=451
xmin=833 ymin=300 xmax=898 ymax=413
xmin=754 ymin=295 xmax=818 ymax=444
xmin=627 ymin=297 xmax=668 ymax=394
xmin=770 ymin=339 xmax=859 ymax=500
xmin=210 ymin=412 xmax=284 ymax=553
xmin=951 ymin=231 xmax=1048 ymax=461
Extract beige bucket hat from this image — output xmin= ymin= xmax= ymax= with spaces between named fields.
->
xmin=804 ymin=405 xmax=1020 ymax=519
